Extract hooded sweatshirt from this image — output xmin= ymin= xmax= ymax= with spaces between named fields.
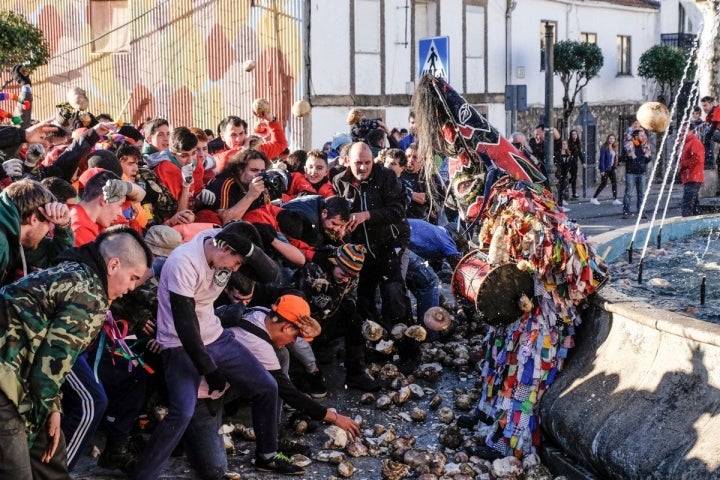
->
xmin=0 ymin=190 xmax=23 ymax=285
xmin=0 ymin=241 xmax=109 ymax=442
xmin=0 ymin=190 xmax=76 ymax=286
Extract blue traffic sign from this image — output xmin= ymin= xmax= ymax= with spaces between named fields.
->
xmin=418 ymin=36 xmax=449 ymax=81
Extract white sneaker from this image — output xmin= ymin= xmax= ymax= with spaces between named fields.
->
xmin=612 ymin=199 xmax=622 ymax=206
xmin=589 ymin=197 xmax=600 ymax=205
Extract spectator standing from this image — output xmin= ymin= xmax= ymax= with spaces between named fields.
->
xmin=397 ymin=112 xmax=416 ymax=151
xmin=567 ymin=129 xmax=585 ymax=199
xmin=141 ymin=118 xmax=170 ymax=161
xmin=678 ymin=123 xmax=705 ymax=217
xmin=590 ymin=134 xmax=622 ymax=206
xmin=201 ymin=149 xmax=269 ymax=225
xmin=332 ymin=142 xmax=410 ymax=331
xmin=556 ymin=140 xmax=572 ymax=211
xmin=622 ymin=129 xmax=652 ymax=219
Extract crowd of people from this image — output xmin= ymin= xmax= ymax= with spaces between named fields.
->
xmin=512 ymin=95 xmax=720 ymax=219
xmin=0 ymin=68 xmax=468 ymax=480
xmin=0 ymin=63 xmax=717 ymax=479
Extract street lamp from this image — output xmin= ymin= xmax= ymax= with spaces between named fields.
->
xmin=543 ymin=22 xmax=556 ymax=195
xmin=574 ymin=102 xmax=597 ymax=198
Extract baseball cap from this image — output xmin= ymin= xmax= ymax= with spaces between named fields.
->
xmin=271 ymin=293 xmax=318 ymax=341
xmin=213 ymin=221 xmax=279 ymax=283
xmin=77 ymin=167 xmax=107 ymax=188
xmin=331 ymin=133 xmax=352 ymax=151
xmin=144 ymin=225 xmax=183 ymax=257
xmin=272 ymin=293 xmax=311 ymax=324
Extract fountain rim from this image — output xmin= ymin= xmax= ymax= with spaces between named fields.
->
xmin=591 ymin=213 xmax=720 ymax=348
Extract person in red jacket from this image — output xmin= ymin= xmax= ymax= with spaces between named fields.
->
xmin=282 ymin=149 xmax=335 ymax=201
xmin=679 ymin=122 xmax=705 ymax=217
xmin=213 ymin=111 xmax=288 ymax=174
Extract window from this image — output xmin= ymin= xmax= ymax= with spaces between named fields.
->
xmin=617 ymin=35 xmax=632 ymax=75
xmin=415 ymin=1 xmax=438 ymax=40
xmin=540 ymin=21 xmax=557 ymax=71
xmin=90 ymin=0 xmax=131 ymax=53
xmin=580 ymin=32 xmax=597 ymax=44
xmin=465 ymin=4 xmax=485 ymax=91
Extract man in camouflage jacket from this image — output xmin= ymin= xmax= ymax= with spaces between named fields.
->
xmin=0 ymin=226 xmax=153 ymax=480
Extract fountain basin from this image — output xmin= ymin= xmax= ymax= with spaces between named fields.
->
xmin=539 ymin=214 xmax=720 ymax=479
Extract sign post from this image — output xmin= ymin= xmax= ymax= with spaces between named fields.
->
xmin=418 ymin=36 xmax=449 ymax=81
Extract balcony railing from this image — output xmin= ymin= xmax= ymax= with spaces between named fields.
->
xmin=660 ymin=33 xmax=696 ymax=50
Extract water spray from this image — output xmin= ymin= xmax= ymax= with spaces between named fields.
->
xmin=701 ymin=228 xmax=713 ymax=261
xmin=629 ymin=14 xmax=714 ymax=265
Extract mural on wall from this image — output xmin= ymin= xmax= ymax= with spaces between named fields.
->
xmin=6 ymin=0 xmax=304 ymax=141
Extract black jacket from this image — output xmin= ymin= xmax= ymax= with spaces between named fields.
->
xmin=332 ymin=164 xmax=409 ymax=256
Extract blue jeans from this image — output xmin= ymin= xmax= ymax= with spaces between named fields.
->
xmin=61 ymin=353 xmax=108 ymax=470
xmin=623 ymin=173 xmax=646 ymax=215
xmin=0 ymin=391 xmax=32 ymax=480
xmin=681 ymin=182 xmax=701 ymax=217
xmin=404 ymin=250 xmax=440 ymax=323
xmin=184 ymin=398 xmax=227 ymax=480
xmin=185 ymin=349 xmax=289 ymax=479
xmin=131 ymin=329 xmax=279 ymax=480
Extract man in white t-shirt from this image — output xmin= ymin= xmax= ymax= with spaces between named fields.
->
xmin=131 ymin=221 xmax=306 ymax=479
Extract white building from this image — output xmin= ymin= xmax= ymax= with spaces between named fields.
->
xmin=307 ymin=0 xmax=703 ymax=147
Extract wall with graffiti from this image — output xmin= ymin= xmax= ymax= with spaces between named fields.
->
xmin=5 ymin=0 xmax=307 ymax=147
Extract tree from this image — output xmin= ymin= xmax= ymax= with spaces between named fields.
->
xmin=638 ymin=45 xmax=689 ymax=105
xmin=553 ymin=40 xmax=604 ymax=132
xmin=0 ymin=11 xmax=50 ymax=80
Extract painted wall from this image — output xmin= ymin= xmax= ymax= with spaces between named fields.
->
xmin=4 ymin=0 xmax=307 ymax=149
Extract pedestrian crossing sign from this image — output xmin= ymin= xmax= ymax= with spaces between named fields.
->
xmin=418 ymin=36 xmax=449 ymax=81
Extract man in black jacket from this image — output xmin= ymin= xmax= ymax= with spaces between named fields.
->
xmin=332 ymin=142 xmax=410 ymax=331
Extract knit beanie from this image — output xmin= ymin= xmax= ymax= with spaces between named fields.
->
xmin=333 ymin=243 xmax=366 ymax=276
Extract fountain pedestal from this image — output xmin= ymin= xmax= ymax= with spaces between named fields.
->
xmin=700 ymin=168 xmax=717 ymax=199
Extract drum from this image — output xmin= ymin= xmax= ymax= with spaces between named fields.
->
xmin=451 ymin=250 xmax=534 ymax=326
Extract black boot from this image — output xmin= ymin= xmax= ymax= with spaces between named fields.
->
xmin=395 ymin=337 xmax=420 ymax=375
xmin=97 ymin=440 xmax=137 ymax=473
xmin=344 ymin=345 xmax=380 ymax=392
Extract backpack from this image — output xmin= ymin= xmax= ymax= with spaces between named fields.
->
xmin=134 ymin=167 xmax=178 ymax=223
